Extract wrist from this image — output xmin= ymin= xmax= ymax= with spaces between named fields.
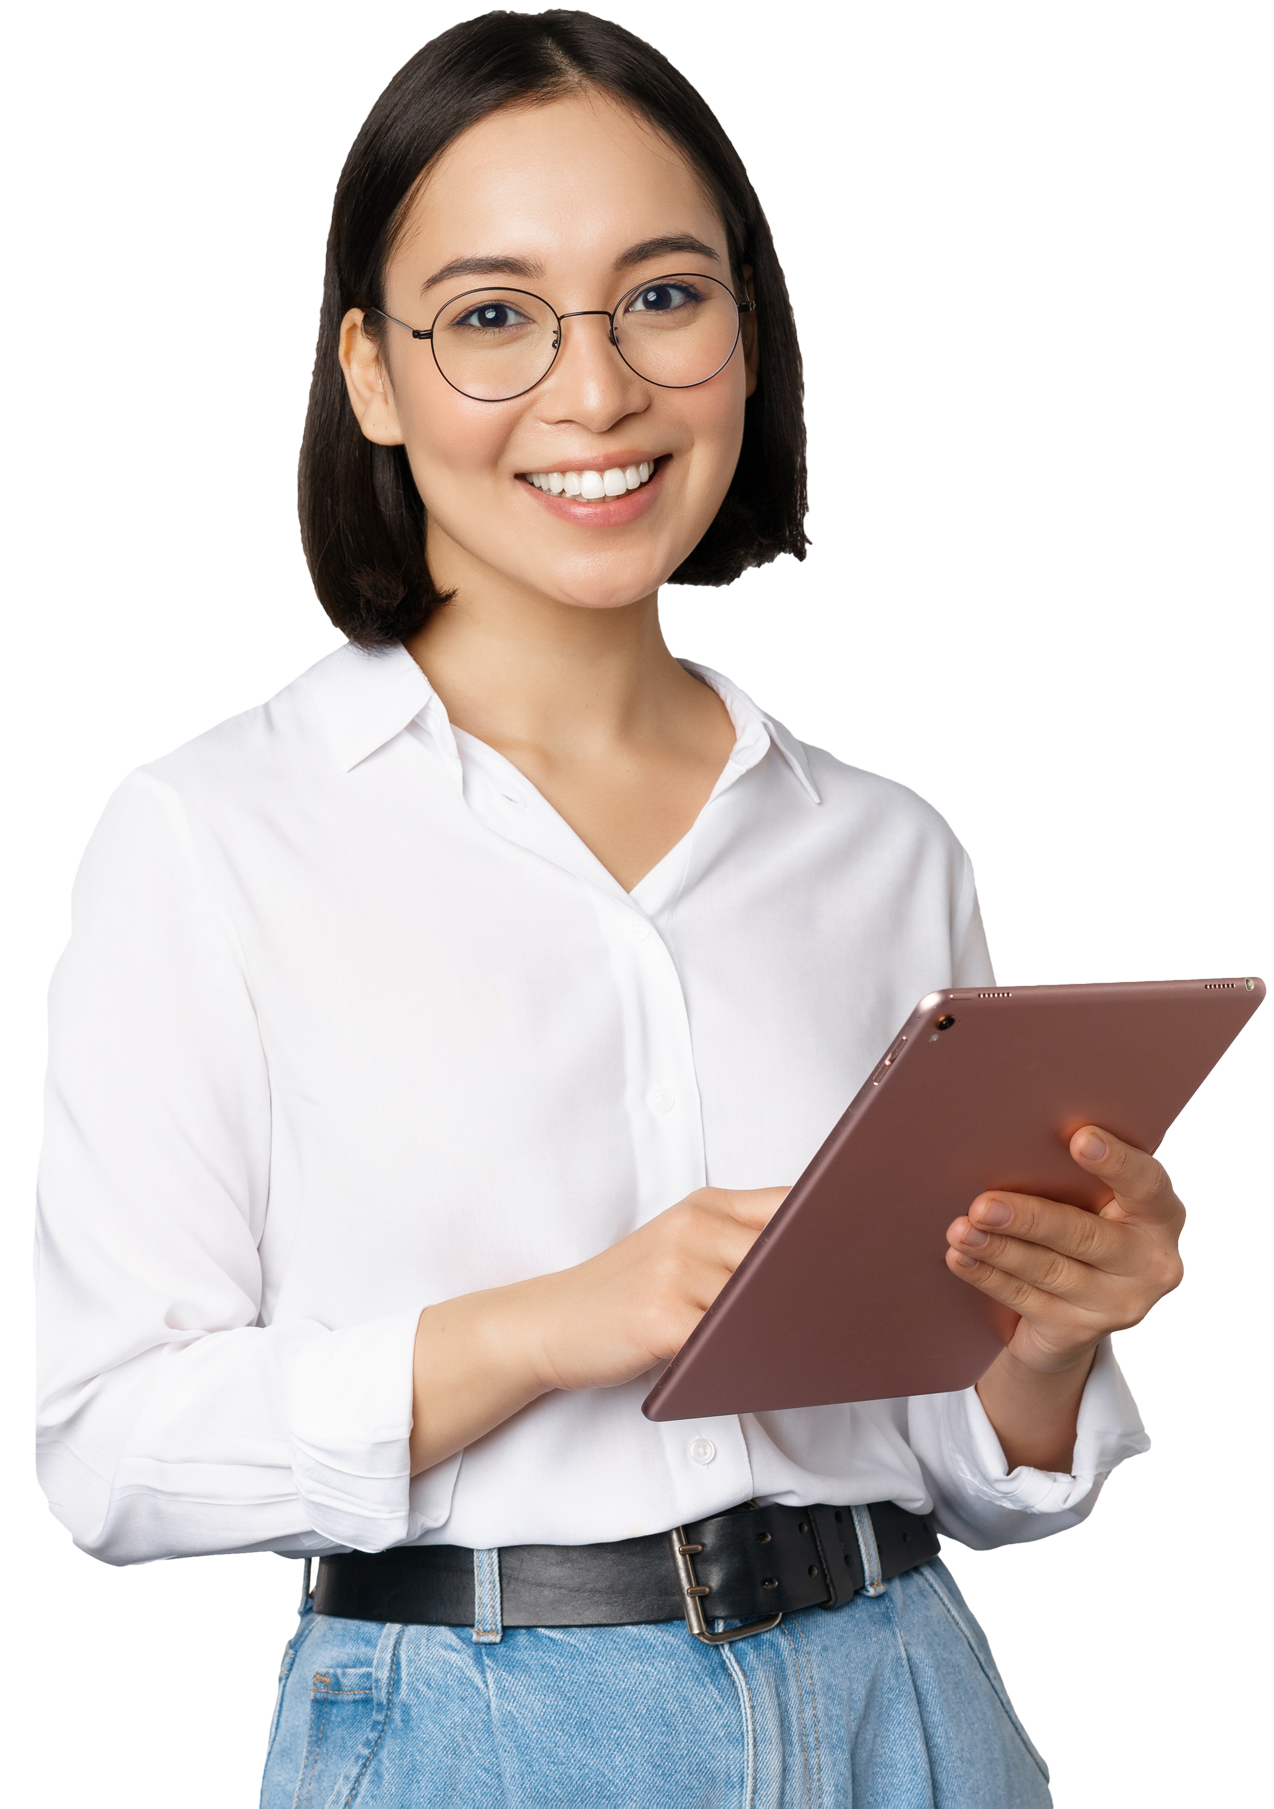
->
xmin=408 ymin=1281 xmax=555 ymax=1476
xmin=480 ymin=1272 xmax=565 ymax=1399
xmin=1003 ymin=1333 xmax=1101 ymax=1381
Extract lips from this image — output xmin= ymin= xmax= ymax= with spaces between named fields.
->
xmin=522 ymin=461 xmax=655 ymax=500
xmin=516 ymin=454 xmax=669 ymax=526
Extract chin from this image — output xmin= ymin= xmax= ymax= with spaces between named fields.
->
xmin=531 ymin=554 xmax=683 ymax=613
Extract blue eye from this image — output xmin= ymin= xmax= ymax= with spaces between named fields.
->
xmin=626 ymin=282 xmax=700 ymax=315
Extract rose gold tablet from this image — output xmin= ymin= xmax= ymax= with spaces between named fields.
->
xmin=642 ymin=976 xmax=1264 ymax=1422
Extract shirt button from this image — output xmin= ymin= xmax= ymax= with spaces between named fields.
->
xmin=625 ymin=917 xmax=651 ymax=942
xmin=647 ymin=1085 xmax=675 ymax=1114
xmin=688 ymin=1437 xmax=717 ymax=1466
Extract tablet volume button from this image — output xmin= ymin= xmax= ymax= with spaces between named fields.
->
xmin=869 ymin=1035 xmax=907 ymax=1085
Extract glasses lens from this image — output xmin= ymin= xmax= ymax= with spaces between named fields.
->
xmin=613 ymin=274 xmax=742 ymax=388
xmin=430 ymin=289 xmax=558 ymax=401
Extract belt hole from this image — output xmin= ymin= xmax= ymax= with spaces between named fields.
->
xmin=834 ymin=1511 xmax=843 ymax=1523
xmin=762 ymin=1577 xmax=778 ymax=1588
xmin=808 ymin=1565 xmax=819 ymax=1577
xmin=798 ymin=1521 xmax=808 ymax=1533
xmin=845 ymin=1555 xmax=852 ymax=1566
xmin=756 ymin=1531 xmax=771 ymax=1543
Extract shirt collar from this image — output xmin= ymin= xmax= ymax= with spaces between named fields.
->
xmin=302 ymin=641 xmax=820 ymax=805
xmin=682 ymin=662 xmax=821 ymax=805
xmin=302 ymin=641 xmax=453 ymax=774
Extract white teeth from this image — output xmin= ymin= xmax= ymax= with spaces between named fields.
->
xmin=524 ymin=460 xmax=658 ymax=499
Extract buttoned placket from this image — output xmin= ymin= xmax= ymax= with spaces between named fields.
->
xmin=404 ymin=678 xmax=795 ymax=1513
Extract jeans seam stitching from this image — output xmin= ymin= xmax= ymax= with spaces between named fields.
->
xmin=262 ymin=1640 xmax=298 ymax=1787
xmin=337 ymin=1626 xmax=404 ymax=1808
xmin=296 ymin=1686 xmax=329 ymax=1809
xmin=780 ymin=1623 xmax=816 ymax=1808
xmin=790 ymin=1616 xmax=824 ymax=1807
xmin=912 ymin=1567 xmax=1049 ymax=1781
xmin=716 ymin=1633 xmax=758 ymax=1809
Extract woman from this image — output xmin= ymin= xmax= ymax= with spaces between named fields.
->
xmin=36 ymin=12 xmax=1183 ymax=1806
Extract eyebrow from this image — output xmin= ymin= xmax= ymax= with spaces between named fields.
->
xmin=613 ymin=235 xmax=721 ymax=272
xmin=420 ymin=254 xmax=544 ymax=295
xmin=419 ymin=235 xmax=721 ymax=296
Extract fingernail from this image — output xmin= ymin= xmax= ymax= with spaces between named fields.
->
xmin=952 ymin=1251 xmax=978 ymax=1268
xmin=1078 ymin=1132 xmax=1108 ymax=1161
xmin=958 ymin=1224 xmax=989 ymax=1248
xmin=971 ymin=1199 xmax=1011 ymax=1228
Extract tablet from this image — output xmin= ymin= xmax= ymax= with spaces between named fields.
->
xmin=642 ymin=976 xmax=1264 ymax=1421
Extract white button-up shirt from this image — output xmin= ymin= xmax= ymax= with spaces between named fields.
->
xmin=36 ymin=643 xmax=1148 ymax=1566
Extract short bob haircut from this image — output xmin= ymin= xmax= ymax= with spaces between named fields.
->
xmin=300 ymin=8 xmax=808 ymax=648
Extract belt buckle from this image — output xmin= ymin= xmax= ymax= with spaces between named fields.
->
xmin=669 ymin=1524 xmax=783 ymax=1646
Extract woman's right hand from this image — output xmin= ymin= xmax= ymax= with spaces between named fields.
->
xmin=408 ymin=1186 xmax=786 ymax=1474
xmin=528 ymin=1185 xmax=789 ymax=1393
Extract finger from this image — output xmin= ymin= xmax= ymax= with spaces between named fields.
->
xmin=718 ymin=1185 xmax=790 ymax=1229
xmin=1069 ymin=1126 xmax=1184 ymax=1226
xmin=944 ymin=1244 xmax=1084 ymax=1327
xmin=956 ymin=1192 xmax=1137 ymax=1274
xmin=947 ymin=1219 xmax=1120 ymax=1309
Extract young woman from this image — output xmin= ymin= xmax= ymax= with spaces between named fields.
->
xmin=36 ymin=12 xmax=1184 ymax=1806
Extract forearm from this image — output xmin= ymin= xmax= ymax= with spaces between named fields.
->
xmin=408 ymin=1281 xmax=555 ymax=1475
xmin=407 ymin=1184 xmax=787 ymax=1474
xmin=975 ymin=1343 xmax=1096 ymax=1472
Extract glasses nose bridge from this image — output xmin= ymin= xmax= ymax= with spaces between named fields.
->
xmin=552 ymin=306 xmax=619 ymax=354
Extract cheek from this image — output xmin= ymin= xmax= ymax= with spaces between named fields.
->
xmin=397 ymin=381 xmax=511 ymax=485
xmin=680 ymin=368 xmax=748 ymax=504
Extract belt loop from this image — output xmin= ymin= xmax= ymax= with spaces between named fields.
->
xmin=298 ymin=1556 xmax=315 ymax=1615
xmin=472 ymin=1548 xmax=504 ymax=1644
xmin=850 ymin=1506 xmax=887 ymax=1597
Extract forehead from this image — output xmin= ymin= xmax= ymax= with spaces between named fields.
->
xmin=391 ymin=92 xmax=727 ymax=287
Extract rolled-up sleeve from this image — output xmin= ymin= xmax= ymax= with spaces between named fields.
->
xmin=35 ymin=773 xmax=446 ymax=1564
xmin=906 ymin=1339 xmax=1150 ymax=1549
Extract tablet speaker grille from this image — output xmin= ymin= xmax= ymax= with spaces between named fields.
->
xmin=1203 ymin=981 xmax=1236 ymax=990
xmin=978 ymin=989 xmax=1014 ymax=999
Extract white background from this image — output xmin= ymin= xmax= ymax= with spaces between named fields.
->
xmin=2 ymin=2 xmax=1270 ymax=1802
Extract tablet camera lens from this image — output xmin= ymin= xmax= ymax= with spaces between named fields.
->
xmin=936 ymin=1015 xmax=955 ymax=1031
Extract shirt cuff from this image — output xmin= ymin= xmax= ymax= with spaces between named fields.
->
xmin=289 ymin=1306 xmax=457 ymax=1551
xmin=940 ymin=1337 xmax=1150 ymax=1515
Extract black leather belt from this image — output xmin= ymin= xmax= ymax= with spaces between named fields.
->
xmin=312 ymin=1500 xmax=939 ymax=1646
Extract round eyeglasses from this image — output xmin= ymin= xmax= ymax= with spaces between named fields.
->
xmin=371 ymin=272 xmax=756 ymax=403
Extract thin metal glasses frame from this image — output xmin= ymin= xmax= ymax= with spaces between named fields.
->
xmin=372 ymin=271 xmax=756 ymax=403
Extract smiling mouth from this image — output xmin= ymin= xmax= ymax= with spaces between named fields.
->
xmin=521 ymin=460 xmax=657 ymax=500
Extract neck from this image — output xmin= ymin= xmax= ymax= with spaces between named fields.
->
xmin=405 ymin=545 xmax=702 ymax=761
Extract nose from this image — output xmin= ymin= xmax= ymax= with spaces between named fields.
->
xmin=538 ymin=309 xmax=649 ymax=433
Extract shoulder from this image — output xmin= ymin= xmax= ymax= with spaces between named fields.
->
xmin=807 ymin=740 xmax=961 ymax=846
xmin=692 ymin=662 xmax=967 ymax=864
xmin=133 ymin=649 xmax=346 ymax=802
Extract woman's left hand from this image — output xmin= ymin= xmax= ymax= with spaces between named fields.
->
xmin=944 ymin=1126 xmax=1185 ymax=1469
xmin=946 ymin=1125 xmax=1185 ymax=1368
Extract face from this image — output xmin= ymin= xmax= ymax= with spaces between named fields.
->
xmin=339 ymin=92 xmax=757 ymax=614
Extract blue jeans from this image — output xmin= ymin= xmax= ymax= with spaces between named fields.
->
xmin=260 ymin=1558 xmax=1050 ymax=1807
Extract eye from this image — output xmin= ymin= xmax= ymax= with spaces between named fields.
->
xmin=625 ymin=281 xmax=702 ymax=316
xmin=452 ymin=301 xmax=533 ymax=332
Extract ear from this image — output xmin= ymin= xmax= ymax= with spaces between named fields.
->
xmin=740 ymin=266 xmax=759 ymax=399
xmin=338 ymin=309 xmax=406 ymax=445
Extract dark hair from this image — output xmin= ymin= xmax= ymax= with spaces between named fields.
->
xmin=300 ymin=9 xmax=808 ymax=647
